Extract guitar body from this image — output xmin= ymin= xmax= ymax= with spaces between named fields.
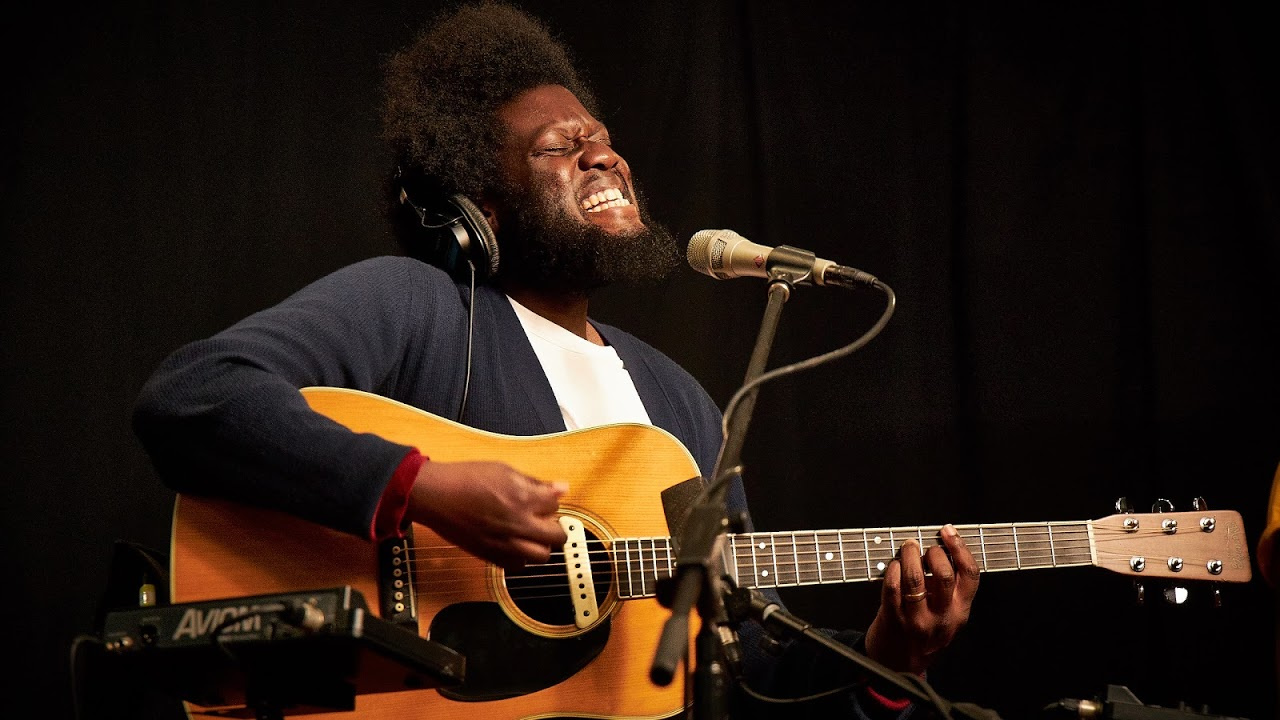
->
xmin=171 ymin=387 xmax=702 ymax=720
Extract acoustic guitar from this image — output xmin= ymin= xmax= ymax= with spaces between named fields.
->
xmin=169 ymin=386 xmax=1252 ymax=719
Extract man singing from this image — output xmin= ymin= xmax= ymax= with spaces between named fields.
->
xmin=133 ymin=2 xmax=979 ymax=717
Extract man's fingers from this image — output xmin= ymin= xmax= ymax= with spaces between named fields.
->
xmin=527 ymin=515 xmax=568 ymax=548
xmin=516 ymin=471 xmax=568 ymax=514
xmin=897 ymin=540 xmax=929 ymax=609
xmin=881 ymin=556 xmax=903 ymax=607
xmin=939 ymin=524 xmax=981 ymax=601
xmin=922 ymin=544 xmax=956 ymax=612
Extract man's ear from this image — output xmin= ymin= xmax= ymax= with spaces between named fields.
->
xmin=475 ymin=193 xmax=500 ymax=236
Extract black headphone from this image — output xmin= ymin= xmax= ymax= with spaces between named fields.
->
xmin=395 ymin=167 xmax=501 ymax=281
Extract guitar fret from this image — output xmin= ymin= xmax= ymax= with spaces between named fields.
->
xmin=979 ymin=526 xmax=988 ymax=572
xmin=639 ymin=539 xmax=649 ymax=591
xmin=769 ymin=533 xmax=780 ymax=586
xmin=664 ymin=538 xmax=674 ymax=580
xmin=732 ymin=535 xmax=742 ymax=586
xmin=635 ymin=539 xmax=647 ymax=594
xmin=862 ymin=530 xmax=873 ymax=579
xmin=621 ymin=539 xmax=633 ymax=597
xmin=638 ymin=540 xmax=648 ymax=596
xmin=791 ymin=532 xmax=801 ymax=585
xmin=649 ymin=538 xmax=660 ymax=589
xmin=837 ymin=530 xmax=848 ymax=582
xmin=1048 ymin=525 xmax=1056 ymax=566
xmin=1013 ymin=526 xmax=1021 ymax=569
xmin=806 ymin=531 xmax=822 ymax=584
xmin=749 ymin=534 xmax=761 ymax=586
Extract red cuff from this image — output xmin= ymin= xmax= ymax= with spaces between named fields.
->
xmin=370 ymin=449 xmax=424 ymax=541
xmin=862 ymin=683 xmax=914 ymax=712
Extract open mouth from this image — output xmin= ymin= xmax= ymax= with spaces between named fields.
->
xmin=581 ymin=187 xmax=633 ymax=214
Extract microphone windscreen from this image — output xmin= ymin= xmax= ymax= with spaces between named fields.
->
xmin=686 ymin=229 xmax=741 ymax=279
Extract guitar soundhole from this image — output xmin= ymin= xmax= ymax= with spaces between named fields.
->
xmin=505 ymin=528 xmax=613 ymax=627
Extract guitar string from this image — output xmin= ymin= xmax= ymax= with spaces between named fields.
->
xmin=381 ymin=525 xmax=1208 ymax=597
xmin=396 ymin=532 xmax=1100 ymax=568
xmin=399 ymin=546 xmax=1211 ymax=600
xmin=396 ymin=526 xmax=1095 ymax=556
xmin=396 ymin=541 xmax=1101 ymax=596
xmin=396 ymin=543 xmax=1096 ymax=581
xmin=392 ymin=526 xmax=1203 ymax=579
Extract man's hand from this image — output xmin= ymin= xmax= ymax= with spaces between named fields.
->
xmin=864 ymin=524 xmax=980 ymax=675
xmin=406 ymin=460 xmax=568 ymax=570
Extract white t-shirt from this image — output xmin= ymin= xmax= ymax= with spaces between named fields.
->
xmin=507 ymin=296 xmax=652 ymax=430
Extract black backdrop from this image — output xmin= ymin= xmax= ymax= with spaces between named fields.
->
xmin=6 ymin=2 xmax=1278 ymax=719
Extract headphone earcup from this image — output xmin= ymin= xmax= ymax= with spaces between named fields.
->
xmin=446 ymin=194 xmax=500 ymax=281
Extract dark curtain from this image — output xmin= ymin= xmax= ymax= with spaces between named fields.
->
xmin=5 ymin=2 xmax=1276 ymax=718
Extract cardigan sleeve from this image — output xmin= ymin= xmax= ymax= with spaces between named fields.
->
xmin=132 ymin=256 xmax=459 ymax=537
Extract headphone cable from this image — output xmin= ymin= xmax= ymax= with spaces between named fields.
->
xmin=457 ymin=259 xmax=476 ymax=423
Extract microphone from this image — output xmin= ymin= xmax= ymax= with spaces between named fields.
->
xmin=686 ymin=229 xmax=878 ymax=289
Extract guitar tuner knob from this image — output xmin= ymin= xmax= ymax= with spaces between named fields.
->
xmin=1115 ymin=497 xmax=1133 ymax=513
xmin=1133 ymin=581 xmax=1145 ymax=606
xmin=1192 ymin=496 xmax=1209 ymax=511
xmin=1162 ymin=585 xmax=1189 ymax=605
xmin=1151 ymin=498 xmax=1173 ymax=513
xmin=1213 ymin=586 xmax=1223 ymax=609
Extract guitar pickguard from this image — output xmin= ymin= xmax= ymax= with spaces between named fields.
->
xmin=431 ymin=602 xmax=610 ymax=702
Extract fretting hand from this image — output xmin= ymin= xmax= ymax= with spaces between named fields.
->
xmin=864 ymin=524 xmax=980 ymax=675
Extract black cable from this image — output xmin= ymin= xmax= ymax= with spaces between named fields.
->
xmin=457 ymin=259 xmax=476 ymax=423
xmin=685 ymin=280 xmax=896 ymax=515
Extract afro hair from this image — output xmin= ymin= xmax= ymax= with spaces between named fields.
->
xmin=380 ymin=1 xmax=599 ymax=201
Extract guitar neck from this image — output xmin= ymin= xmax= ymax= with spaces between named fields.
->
xmin=611 ymin=507 xmax=1252 ymax=599
xmin=611 ymin=521 xmax=1094 ymax=599
xmin=726 ymin=523 xmax=1094 ymax=590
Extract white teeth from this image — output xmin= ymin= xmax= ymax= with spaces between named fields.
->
xmin=585 ymin=197 xmax=632 ymax=213
xmin=582 ymin=188 xmax=631 ymax=213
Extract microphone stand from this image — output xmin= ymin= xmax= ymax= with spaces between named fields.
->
xmin=650 ymin=246 xmax=818 ymax=720
xmin=726 ymin=586 xmax=1000 ymax=720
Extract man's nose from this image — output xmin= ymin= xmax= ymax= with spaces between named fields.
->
xmin=579 ymin=140 xmax=621 ymax=171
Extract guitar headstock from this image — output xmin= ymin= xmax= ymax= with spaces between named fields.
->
xmin=1092 ymin=499 xmax=1252 ymax=585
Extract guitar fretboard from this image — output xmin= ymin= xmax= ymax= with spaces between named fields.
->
xmin=611 ymin=522 xmax=1094 ymax=600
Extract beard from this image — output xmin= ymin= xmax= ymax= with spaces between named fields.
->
xmin=495 ymin=175 xmax=681 ymax=294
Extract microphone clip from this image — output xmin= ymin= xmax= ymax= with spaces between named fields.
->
xmin=763 ymin=245 xmax=819 ymax=289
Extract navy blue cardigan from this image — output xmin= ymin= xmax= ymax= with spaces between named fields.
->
xmin=133 ymin=256 xmax=743 ymax=536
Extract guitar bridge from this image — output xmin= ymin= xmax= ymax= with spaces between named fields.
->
xmin=378 ymin=529 xmax=418 ymax=630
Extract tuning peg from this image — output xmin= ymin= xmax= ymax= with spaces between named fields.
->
xmin=1162 ymin=585 xmax=1189 ymax=605
xmin=1133 ymin=580 xmax=1145 ymax=606
xmin=1192 ymin=496 xmax=1209 ymax=511
xmin=1115 ymin=497 xmax=1133 ymax=513
xmin=1212 ymin=586 xmax=1222 ymax=609
xmin=1151 ymin=498 xmax=1173 ymax=513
